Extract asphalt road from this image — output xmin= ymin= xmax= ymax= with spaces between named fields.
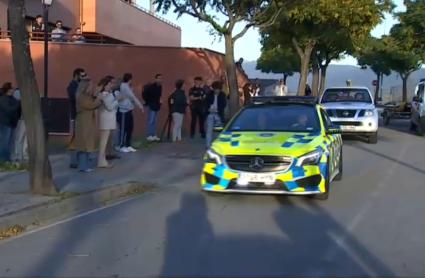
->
xmin=0 ymin=120 xmax=424 ymax=277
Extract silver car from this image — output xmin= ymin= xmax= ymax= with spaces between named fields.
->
xmin=319 ymin=87 xmax=379 ymax=144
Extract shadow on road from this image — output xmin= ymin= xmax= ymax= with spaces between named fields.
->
xmin=161 ymin=192 xmax=394 ymax=276
xmin=351 ymin=143 xmax=425 ymax=176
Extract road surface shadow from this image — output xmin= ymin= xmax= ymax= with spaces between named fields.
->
xmin=161 ymin=192 xmax=394 ymax=277
xmin=351 ymin=143 xmax=425 ymax=176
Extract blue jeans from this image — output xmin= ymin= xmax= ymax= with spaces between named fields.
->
xmin=0 ymin=124 xmax=13 ymax=161
xmin=77 ymin=151 xmax=91 ymax=171
xmin=206 ymin=113 xmax=222 ymax=148
xmin=147 ymin=109 xmax=158 ymax=137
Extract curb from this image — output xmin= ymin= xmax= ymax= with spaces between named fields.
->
xmin=0 ymin=181 xmax=154 ymax=238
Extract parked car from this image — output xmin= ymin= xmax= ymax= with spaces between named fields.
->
xmin=319 ymin=87 xmax=379 ymax=144
xmin=411 ymin=81 xmax=425 ymax=136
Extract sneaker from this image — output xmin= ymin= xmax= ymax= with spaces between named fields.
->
xmin=120 ymin=147 xmax=131 ymax=153
xmin=153 ymin=136 xmax=161 ymax=142
xmin=80 ymin=168 xmax=94 ymax=173
xmin=127 ymin=146 xmax=137 ymax=152
xmin=147 ymin=136 xmax=155 ymax=142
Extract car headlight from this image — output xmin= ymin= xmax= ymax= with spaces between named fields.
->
xmin=364 ymin=109 xmax=374 ymax=117
xmin=205 ymin=149 xmax=223 ymax=164
xmin=296 ymin=149 xmax=323 ymax=167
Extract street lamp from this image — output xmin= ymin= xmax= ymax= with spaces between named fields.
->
xmin=42 ymin=0 xmax=53 ymax=137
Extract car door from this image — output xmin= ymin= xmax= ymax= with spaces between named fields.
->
xmin=320 ymin=109 xmax=340 ymax=176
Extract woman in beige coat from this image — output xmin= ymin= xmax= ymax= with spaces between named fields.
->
xmin=75 ymin=80 xmax=102 ymax=172
xmin=97 ymin=77 xmax=119 ymax=168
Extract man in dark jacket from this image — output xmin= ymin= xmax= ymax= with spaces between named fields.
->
xmin=0 ymin=82 xmax=21 ymax=161
xmin=205 ymin=81 xmax=227 ymax=148
xmin=170 ymin=79 xmax=188 ymax=142
xmin=142 ymin=74 xmax=163 ymax=142
xmin=189 ymin=76 xmax=207 ymax=138
xmin=67 ymin=68 xmax=86 ymax=168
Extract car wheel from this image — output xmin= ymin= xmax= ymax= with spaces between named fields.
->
xmin=313 ymin=160 xmax=330 ymax=200
xmin=368 ymin=132 xmax=378 ymax=144
xmin=334 ymin=148 xmax=343 ymax=181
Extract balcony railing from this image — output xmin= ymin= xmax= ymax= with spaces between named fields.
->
xmin=121 ymin=0 xmax=181 ymax=30
xmin=0 ymin=31 xmax=131 ymax=45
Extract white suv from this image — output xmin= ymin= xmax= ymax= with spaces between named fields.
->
xmin=411 ymin=80 xmax=425 ymax=136
xmin=319 ymin=87 xmax=379 ymax=144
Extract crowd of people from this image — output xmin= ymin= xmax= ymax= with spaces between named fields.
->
xmin=0 ymin=82 xmax=27 ymax=164
xmin=32 ymin=15 xmax=86 ymax=43
xmin=66 ymin=68 xmax=229 ymax=173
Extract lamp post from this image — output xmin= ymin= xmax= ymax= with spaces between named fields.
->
xmin=42 ymin=0 xmax=53 ymax=137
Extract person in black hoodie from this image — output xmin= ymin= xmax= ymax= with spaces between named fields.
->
xmin=142 ymin=73 xmax=163 ymax=142
xmin=205 ymin=81 xmax=227 ymax=148
xmin=0 ymin=82 xmax=21 ymax=161
xmin=169 ymin=79 xmax=188 ymax=142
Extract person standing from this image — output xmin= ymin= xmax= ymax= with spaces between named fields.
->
xmin=117 ymin=73 xmax=144 ymax=153
xmin=51 ymin=20 xmax=67 ymax=42
xmin=71 ymin=27 xmax=86 ymax=43
xmin=31 ymin=15 xmax=44 ymax=41
xmin=189 ymin=76 xmax=206 ymax=138
xmin=75 ymin=80 xmax=102 ymax=173
xmin=275 ymin=79 xmax=288 ymax=96
xmin=142 ymin=74 xmax=163 ymax=142
xmin=10 ymin=88 xmax=28 ymax=163
xmin=205 ymin=81 xmax=227 ymax=148
xmin=305 ymin=84 xmax=312 ymax=96
xmin=170 ymin=79 xmax=188 ymax=142
xmin=97 ymin=76 xmax=120 ymax=168
xmin=106 ymin=78 xmax=122 ymax=160
xmin=0 ymin=83 xmax=21 ymax=162
xmin=67 ymin=68 xmax=86 ymax=168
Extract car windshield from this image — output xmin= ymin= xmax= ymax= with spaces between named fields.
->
xmin=226 ymin=105 xmax=321 ymax=133
xmin=321 ymin=88 xmax=372 ymax=103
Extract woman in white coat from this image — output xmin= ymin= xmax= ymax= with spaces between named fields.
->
xmin=97 ymin=77 xmax=119 ymax=168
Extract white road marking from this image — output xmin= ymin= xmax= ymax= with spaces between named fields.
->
xmin=0 ymin=195 xmax=143 ymax=245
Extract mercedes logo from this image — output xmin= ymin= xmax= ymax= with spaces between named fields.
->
xmin=343 ymin=111 xmax=350 ymax=117
xmin=250 ymin=157 xmax=265 ymax=170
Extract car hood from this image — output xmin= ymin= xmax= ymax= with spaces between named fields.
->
xmin=211 ymin=131 xmax=323 ymax=157
xmin=321 ymin=102 xmax=376 ymax=110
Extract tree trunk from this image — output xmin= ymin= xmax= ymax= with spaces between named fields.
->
xmin=401 ymin=73 xmax=409 ymax=102
xmin=224 ymin=34 xmax=239 ymax=118
xmin=312 ymin=62 xmax=320 ymax=96
xmin=319 ymin=65 xmax=327 ymax=96
xmin=8 ymin=0 xmax=58 ymax=195
xmin=293 ymin=38 xmax=315 ymax=96
xmin=374 ymin=72 xmax=381 ymax=103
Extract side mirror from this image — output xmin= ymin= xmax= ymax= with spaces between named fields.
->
xmin=327 ymin=125 xmax=342 ymax=135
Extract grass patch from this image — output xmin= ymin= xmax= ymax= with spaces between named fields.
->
xmin=132 ymin=139 xmax=156 ymax=150
xmin=0 ymin=161 xmax=28 ymax=172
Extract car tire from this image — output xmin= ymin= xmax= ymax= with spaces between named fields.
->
xmin=368 ymin=132 xmax=378 ymax=144
xmin=313 ymin=160 xmax=330 ymax=200
xmin=334 ymin=148 xmax=343 ymax=181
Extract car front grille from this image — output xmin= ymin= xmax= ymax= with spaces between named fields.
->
xmin=330 ymin=109 xmax=358 ymax=118
xmin=333 ymin=121 xmax=363 ymax=126
xmin=225 ymin=155 xmax=293 ymax=173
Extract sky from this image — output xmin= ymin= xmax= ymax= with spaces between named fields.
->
xmin=138 ymin=0 xmax=405 ymax=65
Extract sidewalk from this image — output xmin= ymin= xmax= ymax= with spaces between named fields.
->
xmin=0 ymin=138 xmax=205 ymax=229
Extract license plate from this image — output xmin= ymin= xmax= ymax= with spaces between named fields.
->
xmin=341 ymin=125 xmax=356 ymax=131
xmin=238 ymin=173 xmax=276 ymax=184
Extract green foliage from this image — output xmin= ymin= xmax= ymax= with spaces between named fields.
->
xmin=398 ymin=0 xmax=425 ymax=52
xmin=257 ymin=45 xmax=300 ymax=76
xmin=356 ymin=36 xmax=392 ymax=76
xmin=0 ymin=161 xmax=28 ymax=172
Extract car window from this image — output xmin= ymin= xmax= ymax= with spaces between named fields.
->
xmin=320 ymin=109 xmax=333 ymax=130
xmin=417 ymin=84 xmax=424 ymax=100
xmin=226 ymin=105 xmax=321 ymax=133
xmin=321 ymin=88 xmax=372 ymax=104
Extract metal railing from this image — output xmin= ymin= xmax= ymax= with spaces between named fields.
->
xmin=0 ymin=31 xmax=131 ymax=45
xmin=121 ymin=0 xmax=181 ymax=30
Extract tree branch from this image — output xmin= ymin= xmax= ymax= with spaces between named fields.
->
xmin=186 ymin=0 xmax=225 ymax=33
xmin=292 ymin=37 xmax=304 ymax=58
